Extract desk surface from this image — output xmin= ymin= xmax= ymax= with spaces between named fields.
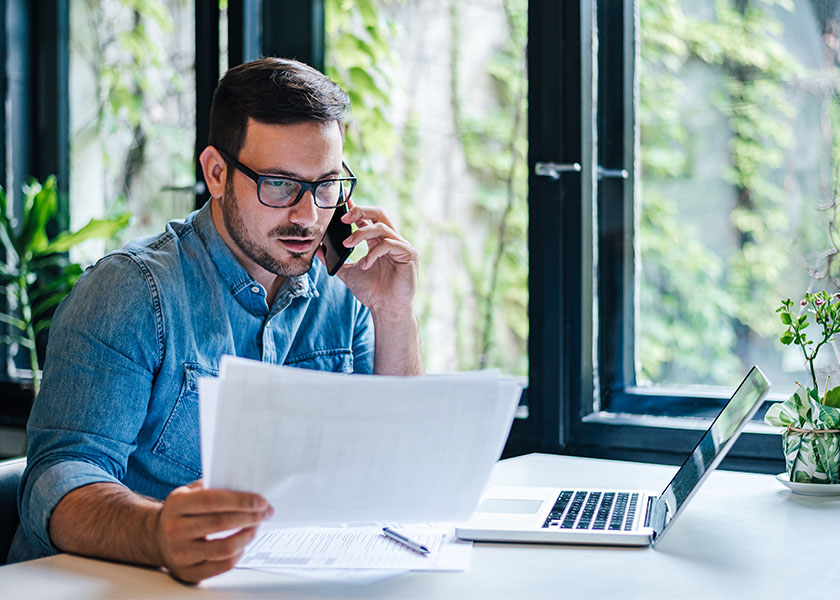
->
xmin=2 ymin=453 xmax=838 ymax=599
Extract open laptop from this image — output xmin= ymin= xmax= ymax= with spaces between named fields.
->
xmin=456 ymin=366 xmax=769 ymax=547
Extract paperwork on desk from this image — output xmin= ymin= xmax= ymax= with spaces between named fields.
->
xmin=198 ymin=355 xmax=522 ymax=526
xmin=237 ymin=524 xmax=471 ymax=572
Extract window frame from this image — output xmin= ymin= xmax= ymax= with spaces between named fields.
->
xmin=519 ymin=0 xmax=784 ymax=473
xmin=1 ymin=0 xmax=70 ymax=392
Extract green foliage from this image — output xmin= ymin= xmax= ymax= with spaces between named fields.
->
xmin=639 ymin=189 xmax=739 ymax=382
xmin=326 ymin=0 xmax=529 ymax=375
xmin=325 ymin=0 xmax=398 ymax=178
xmin=777 ymin=291 xmax=840 ymax=396
xmin=0 ymin=176 xmax=129 ymax=396
xmin=454 ymin=0 xmax=528 ymax=372
xmin=639 ymin=0 xmax=741 ymax=383
xmin=638 ymin=0 xmax=826 ymax=385
xmin=72 ymin=0 xmax=193 ymax=246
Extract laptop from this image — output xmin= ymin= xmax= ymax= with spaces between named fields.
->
xmin=456 ymin=366 xmax=769 ymax=547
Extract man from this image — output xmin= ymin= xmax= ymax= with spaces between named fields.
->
xmin=9 ymin=58 xmax=423 ymax=582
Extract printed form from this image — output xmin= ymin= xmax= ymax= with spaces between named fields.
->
xmin=237 ymin=525 xmax=472 ymax=572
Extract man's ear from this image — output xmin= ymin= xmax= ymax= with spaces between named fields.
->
xmin=199 ymin=146 xmax=227 ymax=199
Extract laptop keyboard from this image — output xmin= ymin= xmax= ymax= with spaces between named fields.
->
xmin=541 ymin=491 xmax=639 ymax=531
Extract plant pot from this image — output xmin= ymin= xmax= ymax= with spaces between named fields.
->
xmin=769 ymin=387 xmax=840 ymax=484
xmin=782 ymin=426 xmax=840 ymax=483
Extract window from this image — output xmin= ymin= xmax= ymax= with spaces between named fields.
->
xmin=69 ymin=0 xmax=197 ymax=262
xmin=325 ymin=0 xmax=529 ymax=377
xmin=634 ymin=0 xmax=840 ymax=394
xmin=523 ymin=0 xmax=840 ymax=471
xmin=4 ymin=0 xmax=821 ymax=473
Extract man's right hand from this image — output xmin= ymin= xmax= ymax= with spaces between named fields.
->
xmin=155 ymin=480 xmax=273 ymax=583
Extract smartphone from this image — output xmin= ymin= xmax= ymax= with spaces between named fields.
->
xmin=320 ymin=203 xmax=353 ymax=276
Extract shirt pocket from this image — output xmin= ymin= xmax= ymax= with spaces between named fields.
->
xmin=152 ymin=362 xmax=217 ymax=478
xmin=285 ymin=348 xmax=354 ymax=373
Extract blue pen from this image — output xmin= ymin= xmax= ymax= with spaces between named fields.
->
xmin=382 ymin=527 xmax=430 ymax=555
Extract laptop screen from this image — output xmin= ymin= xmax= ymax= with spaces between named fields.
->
xmin=650 ymin=366 xmax=770 ymax=543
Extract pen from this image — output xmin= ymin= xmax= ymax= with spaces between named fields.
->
xmin=382 ymin=527 xmax=430 ymax=555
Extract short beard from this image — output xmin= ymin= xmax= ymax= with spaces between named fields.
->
xmin=220 ymin=175 xmax=320 ymax=277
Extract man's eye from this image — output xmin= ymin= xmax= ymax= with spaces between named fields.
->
xmin=265 ymin=179 xmax=294 ymax=189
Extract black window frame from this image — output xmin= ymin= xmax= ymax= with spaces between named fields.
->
xmin=519 ymin=0 xmax=784 ymax=473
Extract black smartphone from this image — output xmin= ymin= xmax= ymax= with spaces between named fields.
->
xmin=320 ymin=203 xmax=353 ymax=276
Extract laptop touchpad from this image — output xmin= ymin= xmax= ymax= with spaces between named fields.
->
xmin=476 ymin=498 xmax=544 ymax=514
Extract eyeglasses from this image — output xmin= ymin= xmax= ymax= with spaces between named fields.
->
xmin=216 ymin=147 xmax=357 ymax=209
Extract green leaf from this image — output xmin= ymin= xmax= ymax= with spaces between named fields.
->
xmin=32 ymin=292 xmax=68 ymax=320
xmin=33 ymin=318 xmax=53 ymax=336
xmin=41 ymin=213 xmax=130 ymax=254
xmin=30 ymin=254 xmax=72 ymax=271
xmin=18 ymin=175 xmax=58 ymax=255
xmin=824 ymin=386 xmax=840 ymax=408
xmin=29 ymin=264 xmax=83 ymax=303
xmin=0 ymin=334 xmax=33 ymax=349
xmin=779 ymin=312 xmax=792 ymax=325
xmin=0 ymin=185 xmax=16 ymax=255
xmin=780 ymin=330 xmax=794 ymax=344
xmin=0 ymin=311 xmax=27 ymax=332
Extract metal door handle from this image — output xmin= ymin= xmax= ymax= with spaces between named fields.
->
xmin=535 ymin=162 xmax=582 ymax=180
xmin=597 ymin=167 xmax=628 ymax=180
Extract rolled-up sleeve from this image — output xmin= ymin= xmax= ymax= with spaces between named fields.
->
xmin=17 ymin=253 xmax=161 ymax=554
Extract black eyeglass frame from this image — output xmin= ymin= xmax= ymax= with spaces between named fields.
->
xmin=216 ymin=147 xmax=357 ymax=209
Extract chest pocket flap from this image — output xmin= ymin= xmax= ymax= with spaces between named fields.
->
xmin=152 ymin=362 xmax=217 ymax=478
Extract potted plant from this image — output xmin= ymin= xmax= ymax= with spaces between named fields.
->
xmin=0 ymin=175 xmax=129 ymax=398
xmin=764 ymin=291 xmax=840 ymax=484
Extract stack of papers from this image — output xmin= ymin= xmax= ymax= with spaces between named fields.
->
xmin=198 ymin=356 xmax=522 ymax=573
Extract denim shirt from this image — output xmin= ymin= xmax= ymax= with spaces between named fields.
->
xmin=9 ymin=202 xmax=374 ymax=562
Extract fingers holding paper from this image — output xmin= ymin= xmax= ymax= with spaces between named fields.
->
xmin=156 ymin=480 xmax=274 ymax=583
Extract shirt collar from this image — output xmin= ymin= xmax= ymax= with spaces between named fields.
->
xmin=193 ymin=202 xmax=317 ymax=312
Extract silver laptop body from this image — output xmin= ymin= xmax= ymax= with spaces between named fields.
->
xmin=456 ymin=366 xmax=770 ymax=547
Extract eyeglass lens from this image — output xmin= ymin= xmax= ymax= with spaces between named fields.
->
xmin=260 ymin=178 xmax=349 ymax=208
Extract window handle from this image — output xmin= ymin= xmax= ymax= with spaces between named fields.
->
xmin=161 ymin=182 xmax=208 ymax=194
xmin=597 ymin=167 xmax=628 ymax=180
xmin=535 ymin=161 xmax=582 ymax=180
xmin=535 ymin=163 xmax=628 ymax=180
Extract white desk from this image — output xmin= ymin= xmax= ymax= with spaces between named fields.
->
xmin=1 ymin=453 xmax=838 ymax=599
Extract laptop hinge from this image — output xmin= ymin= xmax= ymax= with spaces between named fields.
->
xmin=644 ymin=495 xmax=658 ymax=528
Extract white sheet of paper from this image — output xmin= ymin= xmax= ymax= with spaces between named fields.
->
xmin=234 ymin=525 xmax=471 ymax=571
xmin=197 ymin=377 xmax=219 ymax=479
xmin=201 ymin=356 xmax=521 ymax=526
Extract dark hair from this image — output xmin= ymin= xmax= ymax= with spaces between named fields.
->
xmin=208 ymin=57 xmax=349 ymax=156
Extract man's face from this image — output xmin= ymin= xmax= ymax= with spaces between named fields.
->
xmin=217 ymin=119 xmax=344 ymax=280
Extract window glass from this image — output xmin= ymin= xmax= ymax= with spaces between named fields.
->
xmin=638 ymin=0 xmax=840 ymax=390
xmin=69 ymin=0 xmax=196 ymax=263
xmin=325 ymin=0 xmax=528 ymax=375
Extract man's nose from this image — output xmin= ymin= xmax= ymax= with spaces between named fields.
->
xmin=288 ymin=191 xmax=319 ymax=227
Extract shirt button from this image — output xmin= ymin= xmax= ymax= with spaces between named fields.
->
xmin=251 ymin=286 xmax=260 ymax=294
